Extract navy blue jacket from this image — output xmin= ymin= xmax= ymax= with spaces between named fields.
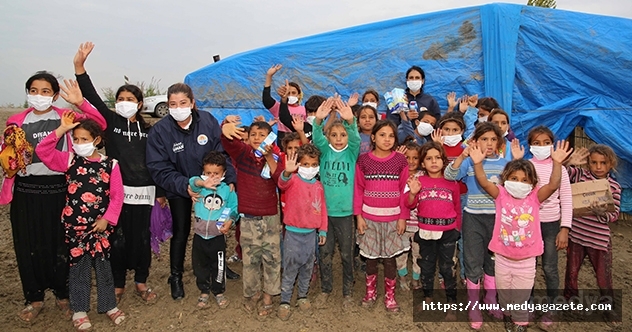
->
xmin=146 ymin=110 xmax=236 ymax=199
xmin=387 ymin=88 xmax=440 ymax=126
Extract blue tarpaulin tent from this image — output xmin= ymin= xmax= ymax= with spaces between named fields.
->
xmin=185 ymin=3 xmax=632 ymax=207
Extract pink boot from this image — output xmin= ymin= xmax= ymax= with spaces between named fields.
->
xmin=384 ymin=277 xmax=399 ymax=312
xmin=466 ymin=279 xmax=483 ymax=330
xmin=483 ymin=274 xmax=504 ymax=320
xmin=361 ymin=274 xmax=377 ymax=307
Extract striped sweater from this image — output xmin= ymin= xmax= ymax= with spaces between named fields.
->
xmin=567 ymin=166 xmax=621 ymax=251
xmin=353 ymin=151 xmax=409 ymax=222
xmin=444 ymin=155 xmax=507 ymax=214
xmin=530 ymin=158 xmax=573 ymax=227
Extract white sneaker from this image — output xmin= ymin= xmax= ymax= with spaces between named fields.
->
xmin=227 ymin=254 xmax=241 ymax=263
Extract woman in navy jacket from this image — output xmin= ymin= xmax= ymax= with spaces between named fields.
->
xmin=146 ymin=83 xmax=236 ymax=300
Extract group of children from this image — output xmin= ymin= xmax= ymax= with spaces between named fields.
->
xmin=4 ymin=61 xmax=622 ymax=332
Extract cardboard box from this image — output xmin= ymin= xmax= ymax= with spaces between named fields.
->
xmin=571 ymin=179 xmax=616 ymax=217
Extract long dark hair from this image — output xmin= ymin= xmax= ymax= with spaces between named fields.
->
xmin=370 ymin=120 xmax=398 ymax=151
xmin=25 ymin=71 xmax=59 ymax=94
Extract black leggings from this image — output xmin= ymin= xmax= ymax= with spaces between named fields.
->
xmin=366 ymin=257 xmax=397 ymax=279
xmin=168 ymin=197 xmax=193 ymax=275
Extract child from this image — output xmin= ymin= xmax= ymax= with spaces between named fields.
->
xmin=527 ymin=126 xmax=572 ymax=330
xmin=407 ymin=141 xmax=461 ymax=321
xmin=220 ymin=119 xmax=284 ymax=319
xmin=36 ymin=111 xmax=124 ymax=331
xmin=444 ymin=122 xmax=509 ymax=328
xmin=432 ymin=113 xmax=468 ymax=285
xmin=312 ymin=97 xmax=360 ymax=308
xmin=262 ymin=64 xmax=306 ymax=144
xmin=395 ymin=139 xmax=423 ymax=291
xmin=276 ymin=144 xmax=328 ymax=320
xmin=489 ymin=108 xmax=514 ymax=159
xmin=189 ymin=151 xmax=238 ymax=310
xmin=398 ymin=110 xmax=436 ymax=145
xmin=563 ymin=145 xmax=621 ymax=327
xmin=357 ymin=104 xmax=377 ymax=154
xmin=355 ymin=120 xmax=410 ymax=312
xmin=469 ymin=141 xmax=571 ymax=332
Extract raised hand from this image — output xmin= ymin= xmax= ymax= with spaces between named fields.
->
xmin=59 ymin=111 xmax=80 ymax=133
xmin=566 ymin=146 xmax=589 ymax=166
xmin=59 ymin=79 xmax=84 ymax=106
xmin=202 ymin=175 xmax=221 ymax=189
xmin=459 ymin=95 xmax=469 ymax=113
xmin=431 ymin=128 xmax=443 ymax=143
xmin=469 ymin=145 xmax=486 ymax=164
xmin=446 ymin=92 xmax=457 ymax=111
xmin=333 ymin=98 xmax=354 ymax=122
xmin=347 ymin=92 xmax=359 ymax=107
xmin=551 ymin=140 xmax=573 ymax=164
xmin=407 ymin=177 xmax=422 ymax=195
xmin=221 ymin=121 xmax=244 ymax=140
xmin=276 ymin=84 xmax=288 ymax=100
xmin=266 ymin=64 xmax=282 ymax=77
xmin=285 ymin=151 xmax=299 ymax=174
xmin=468 ymin=94 xmax=479 ymax=108
xmin=315 ymin=98 xmax=334 ymax=120
xmin=395 ymin=145 xmax=407 ymax=155
xmin=510 ymin=138 xmax=525 ymax=159
xmin=73 ymin=42 xmax=94 ymax=73
xmin=291 ymin=114 xmax=304 ymax=133
xmin=224 ymin=115 xmax=241 ymax=124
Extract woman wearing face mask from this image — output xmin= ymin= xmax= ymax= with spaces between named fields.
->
xmin=0 ymin=72 xmax=106 ymax=322
xmin=263 ymin=64 xmax=306 ymax=144
xmin=387 ymin=66 xmax=440 ymax=127
xmin=146 ymin=82 xmax=237 ymax=301
xmin=73 ymin=42 xmax=166 ymax=304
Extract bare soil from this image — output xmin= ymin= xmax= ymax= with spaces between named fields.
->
xmin=0 ymin=108 xmax=628 ymax=331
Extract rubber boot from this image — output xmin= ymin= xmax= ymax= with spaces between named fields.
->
xmin=466 ymin=279 xmax=483 ymax=330
xmin=361 ymin=274 xmax=377 ymax=307
xmin=483 ymin=274 xmax=504 ymax=319
xmin=384 ymin=277 xmax=399 ymax=312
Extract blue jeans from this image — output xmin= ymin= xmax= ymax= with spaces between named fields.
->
xmin=281 ymin=230 xmax=316 ymax=304
xmin=539 ymin=221 xmax=561 ymax=300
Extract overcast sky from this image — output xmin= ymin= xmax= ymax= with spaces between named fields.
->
xmin=0 ymin=0 xmax=629 ymax=105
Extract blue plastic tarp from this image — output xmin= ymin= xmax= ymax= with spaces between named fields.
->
xmin=185 ymin=3 xmax=632 ymax=199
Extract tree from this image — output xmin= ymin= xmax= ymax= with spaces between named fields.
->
xmin=527 ymin=0 xmax=557 ymax=8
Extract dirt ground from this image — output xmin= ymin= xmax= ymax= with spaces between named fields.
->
xmin=0 ymin=107 xmax=628 ymax=331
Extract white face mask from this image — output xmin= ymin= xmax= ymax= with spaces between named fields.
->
xmin=115 ymin=101 xmax=138 ymax=119
xmin=306 ymin=115 xmax=315 ymax=125
xmin=363 ymin=102 xmax=378 ymax=109
xmin=287 ymin=96 xmax=299 ymax=105
xmin=27 ymin=94 xmax=54 ymax=111
xmin=530 ymin=145 xmax=552 ymax=160
xmin=200 ymin=175 xmax=225 ymax=182
xmin=503 ymin=130 xmax=509 ymax=137
xmin=169 ymin=107 xmax=192 ymax=122
xmin=416 ymin=122 xmax=434 ymax=137
xmin=329 ymin=144 xmax=348 ymax=153
xmin=504 ymin=181 xmax=533 ymax=199
xmin=73 ymin=141 xmax=97 ymax=158
xmin=406 ymin=80 xmax=423 ymax=92
xmin=478 ymin=115 xmax=488 ymax=123
xmin=442 ymin=134 xmax=462 ymax=147
xmin=298 ymin=166 xmax=319 ymax=180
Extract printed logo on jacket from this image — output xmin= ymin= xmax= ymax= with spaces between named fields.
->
xmin=173 ymin=142 xmax=184 ymax=153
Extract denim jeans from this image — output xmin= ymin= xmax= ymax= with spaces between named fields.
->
xmin=281 ymin=230 xmax=316 ymax=304
xmin=319 ymin=215 xmax=355 ymax=296
xmin=539 ymin=221 xmax=561 ymax=299
xmin=461 ymin=212 xmax=495 ymax=283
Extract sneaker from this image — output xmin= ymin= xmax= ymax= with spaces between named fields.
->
xmin=227 ymin=254 xmax=241 ymax=263
xmin=538 ymin=312 xmax=556 ymax=331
